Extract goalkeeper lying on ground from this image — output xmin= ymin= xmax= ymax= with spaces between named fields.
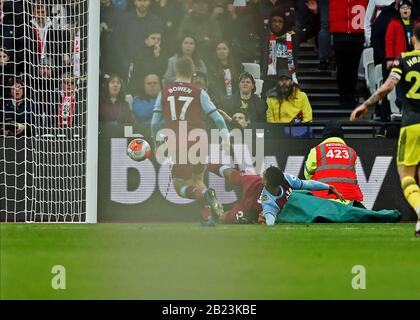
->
xmin=206 ymin=165 xmax=401 ymax=225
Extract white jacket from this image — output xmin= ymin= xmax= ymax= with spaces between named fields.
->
xmin=364 ymin=0 xmax=394 ymax=46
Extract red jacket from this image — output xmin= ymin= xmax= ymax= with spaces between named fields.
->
xmin=385 ymin=18 xmax=418 ymax=60
xmin=330 ymin=0 xmax=368 ymax=34
xmin=311 ymin=142 xmax=363 ymax=201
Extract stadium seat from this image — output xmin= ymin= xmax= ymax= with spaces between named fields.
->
xmin=255 ymin=79 xmax=264 ymax=97
xmin=388 ymin=88 xmax=400 ymax=115
xmin=242 ymin=62 xmax=261 ymax=79
xmin=362 ymin=48 xmax=375 ymax=94
xmin=374 ymin=64 xmax=383 ymax=90
xmin=125 ymin=94 xmax=133 ymax=110
xmin=358 ymin=55 xmax=365 ymax=80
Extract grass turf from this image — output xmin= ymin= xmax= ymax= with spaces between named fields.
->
xmin=1 ymin=223 xmax=419 ymax=300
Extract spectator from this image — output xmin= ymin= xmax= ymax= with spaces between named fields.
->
xmin=150 ymin=0 xmax=184 ymax=53
xmin=192 ymin=70 xmax=220 ymax=106
xmin=3 ymin=78 xmax=33 ymax=137
xmin=225 ymin=0 xmax=260 ymax=62
xmin=177 ymin=0 xmax=222 ymax=62
xmin=208 ymin=41 xmax=244 ymax=101
xmin=222 ymin=72 xmax=267 ymax=123
xmin=217 ymin=109 xmax=250 ymax=129
xmin=304 ymin=120 xmax=365 ymax=207
xmin=1 ymin=0 xmax=24 ymax=68
xmin=260 ymin=9 xmax=299 ymax=96
xmin=26 ymin=3 xmax=71 ymax=73
xmin=129 ymin=27 xmax=166 ymax=94
xmin=364 ymin=0 xmax=394 ymax=47
xmin=99 ymin=74 xmax=133 ymax=125
xmin=132 ymin=73 xmax=161 ymax=128
xmin=266 ymin=69 xmax=312 ymax=123
xmin=385 ymin=0 xmax=417 ymax=67
xmin=53 ymin=72 xmax=79 ymax=128
xmin=295 ymin=0 xmax=321 ymax=41
xmin=371 ymin=1 xmax=401 ymax=66
xmin=209 ymin=1 xmax=240 ymax=44
xmin=100 ymin=0 xmax=124 ymax=75
xmin=330 ymin=0 xmax=368 ymax=108
xmin=308 ymin=0 xmax=331 ymax=70
xmin=258 ymin=0 xmax=296 ymax=30
xmin=115 ymin=0 xmax=162 ymax=82
xmin=163 ymin=35 xmax=207 ymax=84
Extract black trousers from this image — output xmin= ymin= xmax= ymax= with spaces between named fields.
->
xmin=332 ymin=33 xmax=365 ymax=105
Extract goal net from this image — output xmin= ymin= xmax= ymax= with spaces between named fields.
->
xmin=1 ymin=0 xmax=99 ymax=222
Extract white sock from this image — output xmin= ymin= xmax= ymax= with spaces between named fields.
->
xmin=416 ymin=206 xmax=420 ymax=219
xmin=416 ymin=220 xmax=420 ymax=232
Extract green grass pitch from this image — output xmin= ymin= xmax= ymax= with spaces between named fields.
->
xmin=1 ymin=223 xmax=419 ymax=300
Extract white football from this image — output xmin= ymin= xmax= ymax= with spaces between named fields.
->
xmin=127 ymin=138 xmax=151 ymax=161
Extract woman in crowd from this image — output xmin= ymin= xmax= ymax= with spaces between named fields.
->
xmin=99 ymin=74 xmax=133 ymax=125
xmin=208 ymin=40 xmax=244 ymax=101
xmin=163 ymin=35 xmax=207 ymax=84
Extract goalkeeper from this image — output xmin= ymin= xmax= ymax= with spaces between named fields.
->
xmin=207 ymin=165 xmax=401 ymax=225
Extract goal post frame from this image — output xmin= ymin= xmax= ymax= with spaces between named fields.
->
xmin=85 ymin=0 xmax=100 ymax=223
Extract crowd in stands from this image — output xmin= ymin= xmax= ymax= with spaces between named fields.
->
xmin=1 ymin=0 xmax=87 ymax=136
xmin=2 ymin=0 xmax=420 ymax=138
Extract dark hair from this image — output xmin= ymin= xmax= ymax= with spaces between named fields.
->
xmin=7 ymin=76 xmax=24 ymax=88
xmin=264 ymin=166 xmax=286 ymax=189
xmin=232 ymin=110 xmax=248 ymax=120
xmin=175 ymin=56 xmax=194 ymax=79
xmin=269 ymin=9 xmax=290 ymax=33
xmin=177 ymin=35 xmax=201 ymax=66
xmin=215 ymin=40 xmax=232 ymax=63
xmin=322 ymin=120 xmax=344 ymax=139
xmin=276 ymin=79 xmax=300 ymax=101
xmin=239 ymin=72 xmax=256 ymax=93
xmin=414 ymin=24 xmax=420 ymax=42
xmin=400 ymin=0 xmax=413 ymax=8
xmin=100 ymin=74 xmax=126 ymax=103
xmin=215 ymin=40 xmax=241 ymax=82
xmin=144 ymin=27 xmax=162 ymax=38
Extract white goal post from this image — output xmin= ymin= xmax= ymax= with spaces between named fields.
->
xmin=0 ymin=0 xmax=99 ymax=223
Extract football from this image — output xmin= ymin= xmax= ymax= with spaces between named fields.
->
xmin=127 ymin=138 xmax=151 ymax=161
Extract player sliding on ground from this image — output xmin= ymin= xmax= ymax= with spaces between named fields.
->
xmin=151 ymin=56 xmax=230 ymax=226
xmin=206 ymin=165 xmax=344 ymax=225
xmin=350 ymin=23 xmax=420 ymax=237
